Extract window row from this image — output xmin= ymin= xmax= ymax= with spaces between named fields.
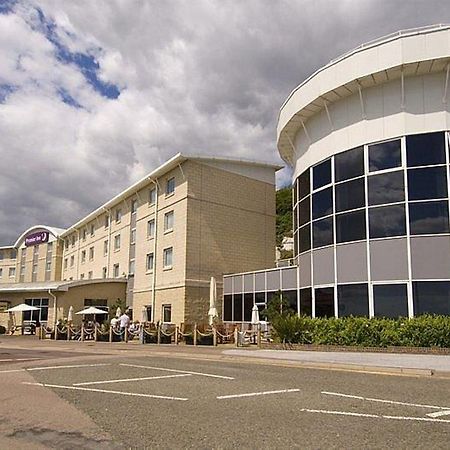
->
xmin=0 ymin=267 xmax=16 ymax=278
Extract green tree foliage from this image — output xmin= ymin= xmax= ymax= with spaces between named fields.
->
xmin=276 ymin=187 xmax=292 ymax=247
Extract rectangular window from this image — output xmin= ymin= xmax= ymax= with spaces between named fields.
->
xmin=163 ymin=247 xmax=173 ymax=268
xmin=223 ymin=295 xmax=232 ymax=321
xmin=299 ymin=224 xmax=311 ymax=253
xmin=335 ymin=178 xmax=365 ymax=212
xmin=20 ymin=265 xmax=25 ymax=276
xmin=243 ymin=293 xmax=253 ymax=322
xmin=299 ymin=197 xmax=310 ymax=227
xmin=162 ymin=304 xmax=172 ymax=323
xmin=149 ymin=187 xmax=157 ymax=205
xmin=47 ymin=242 xmax=53 ymax=252
xmin=146 ymin=253 xmax=154 ymax=271
xmin=104 ymin=215 xmax=110 ymax=229
xmin=164 ymin=211 xmax=174 ymax=232
xmin=233 ymin=294 xmax=243 ymax=321
xmin=313 ymin=217 xmax=333 ymax=248
xmin=368 ymin=170 xmax=405 ymax=206
xmin=90 ymin=224 xmax=95 ymax=236
xmin=130 ymin=229 xmax=136 ymax=244
xmin=104 ymin=240 xmax=108 ymax=256
xmin=114 ymin=234 xmax=121 ymax=250
xmin=409 ymin=201 xmax=450 ymax=235
xmin=115 ymin=209 xmax=122 ymax=223
xmin=81 ymin=250 xmax=86 ymax=263
xmin=373 ymin=284 xmax=408 ymax=318
xmin=71 ymin=235 xmax=76 ymax=247
xmin=315 ymin=287 xmax=334 ymax=318
xmin=369 ymin=204 xmax=406 ymax=239
xmin=406 ymin=132 xmax=445 ymax=167
xmin=32 ymin=264 xmax=37 ymax=274
xmin=369 ymin=139 xmax=401 ymax=172
xmin=147 ymin=219 xmax=155 ymax=238
xmin=113 ymin=264 xmax=120 ymax=278
xmin=89 ymin=246 xmax=94 ymax=260
xmin=64 ymin=258 xmax=68 ymax=269
xmin=46 ymin=261 xmax=51 ymax=271
xmin=70 ymin=255 xmax=74 ymax=267
xmin=129 ymin=260 xmax=135 ymax=275
xmin=102 ymin=267 xmax=107 ymax=278
xmin=80 ymin=273 xmax=85 ymax=280
xmin=33 ymin=245 xmax=39 ymax=255
xmin=312 ymin=187 xmax=332 ymax=219
xmin=300 ymin=288 xmax=312 ymax=317
xmin=337 ymin=284 xmax=369 ymax=317
xmin=298 ymin=170 xmax=310 ymax=201
xmin=88 ymin=271 xmax=93 ymax=279
xmin=413 ymin=281 xmax=450 ymax=315
xmin=23 ymin=298 xmax=48 ymax=323
xmin=131 ymin=199 xmax=137 ymax=214
xmin=166 ymin=177 xmax=175 ymax=196
xmin=408 ymin=167 xmax=448 ymax=201
xmin=8 ymin=267 xmax=15 ymax=278
xmin=82 ymin=229 xmax=87 ymax=241
xmin=334 ymin=146 xmax=364 ymax=182
xmin=336 ymin=210 xmax=366 ymax=243
xmin=313 ymin=159 xmax=331 ymax=190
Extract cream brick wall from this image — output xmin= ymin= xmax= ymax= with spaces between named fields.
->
xmin=0 ymin=248 xmax=17 ymax=283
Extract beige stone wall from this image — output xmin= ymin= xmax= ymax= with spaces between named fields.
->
xmin=0 ymin=248 xmax=17 ymax=284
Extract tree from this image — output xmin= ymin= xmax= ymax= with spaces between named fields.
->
xmin=276 ymin=187 xmax=292 ymax=247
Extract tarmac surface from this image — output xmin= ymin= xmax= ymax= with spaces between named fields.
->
xmin=0 ymin=336 xmax=450 ymax=449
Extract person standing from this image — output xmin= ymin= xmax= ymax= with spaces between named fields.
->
xmin=118 ymin=312 xmax=130 ymax=341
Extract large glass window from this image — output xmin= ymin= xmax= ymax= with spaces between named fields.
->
xmin=336 ymin=210 xmax=366 ymax=243
xmin=335 ymin=146 xmax=364 ymax=182
xmin=369 ymin=139 xmax=401 ymax=172
xmin=413 ymin=281 xmax=450 ymax=315
xmin=293 ymin=206 xmax=298 ymax=231
xmin=408 ymin=167 xmax=447 ymax=201
xmin=315 ymin=287 xmax=334 ymax=317
xmin=300 ymin=288 xmax=312 ymax=316
xmin=233 ymin=294 xmax=243 ymax=321
xmin=313 ymin=217 xmax=333 ymax=248
xmin=368 ymin=171 xmax=404 ymax=206
xmin=373 ymin=284 xmax=408 ymax=318
xmin=299 ymin=224 xmax=311 ymax=253
xmin=23 ymin=298 xmax=49 ymax=323
xmin=335 ymin=178 xmax=365 ymax=212
xmin=369 ymin=204 xmax=406 ymax=239
xmin=313 ymin=159 xmax=331 ymax=190
xmin=409 ymin=201 xmax=450 ymax=235
xmin=223 ymin=295 xmax=232 ymax=321
xmin=299 ymin=197 xmax=310 ymax=227
xmin=243 ymin=294 xmax=253 ymax=322
xmin=406 ymin=132 xmax=446 ymax=167
xmin=293 ymin=183 xmax=297 ymax=206
xmin=282 ymin=290 xmax=297 ymax=313
xmin=337 ymin=284 xmax=369 ymax=317
xmin=312 ymin=187 xmax=332 ymax=219
xmin=298 ymin=170 xmax=310 ymax=201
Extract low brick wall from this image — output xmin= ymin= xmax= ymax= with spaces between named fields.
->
xmin=260 ymin=342 xmax=450 ymax=355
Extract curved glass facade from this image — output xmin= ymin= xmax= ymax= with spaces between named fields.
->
xmin=293 ymin=131 xmax=450 ymax=318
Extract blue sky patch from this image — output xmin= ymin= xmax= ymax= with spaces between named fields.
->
xmin=0 ymin=0 xmax=17 ymax=14
xmin=57 ymin=87 xmax=82 ymax=108
xmin=0 ymin=84 xmax=17 ymax=103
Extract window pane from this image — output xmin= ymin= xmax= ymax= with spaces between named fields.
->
xmin=369 ymin=204 xmax=406 ymax=239
xmin=282 ymin=290 xmax=297 ymax=313
xmin=233 ymin=294 xmax=243 ymax=321
xmin=299 ymin=197 xmax=310 ymax=227
xmin=337 ymin=284 xmax=369 ymax=317
xmin=413 ymin=281 xmax=450 ymax=315
xmin=312 ymin=187 xmax=332 ymax=219
xmin=313 ymin=159 xmax=331 ymax=190
xmin=293 ymin=206 xmax=298 ymax=231
xmin=368 ymin=171 xmax=404 ymax=206
xmin=335 ymin=146 xmax=364 ymax=182
xmin=335 ymin=178 xmax=365 ymax=212
xmin=406 ymin=132 xmax=446 ymax=167
xmin=409 ymin=201 xmax=450 ymax=235
xmin=313 ymin=217 xmax=333 ymax=248
xmin=223 ymin=295 xmax=232 ymax=321
xmin=243 ymin=294 xmax=253 ymax=322
xmin=298 ymin=170 xmax=310 ymax=200
xmin=299 ymin=224 xmax=311 ymax=253
xmin=293 ymin=183 xmax=297 ymax=206
xmin=315 ymin=287 xmax=334 ymax=318
xmin=373 ymin=284 xmax=408 ymax=318
xmin=255 ymin=292 xmax=265 ymax=303
xmin=369 ymin=139 xmax=401 ymax=172
xmin=336 ymin=210 xmax=366 ymax=243
xmin=300 ymin=288 xmax=312 ymax=317
xmin=408 ymin=167 xmax=447 ymax=201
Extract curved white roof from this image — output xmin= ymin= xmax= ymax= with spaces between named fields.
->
xmin=14 ymin=225 xmax=67 ymax=248
xmin=277 ymin=24 xmax=450 ymax=164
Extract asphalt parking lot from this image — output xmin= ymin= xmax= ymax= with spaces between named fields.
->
xmin=5 ymin=352 xmax=450 ymax=449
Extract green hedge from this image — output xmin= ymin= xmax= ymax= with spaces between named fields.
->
xmin=270 ymin=315 xmax=450 ymax=348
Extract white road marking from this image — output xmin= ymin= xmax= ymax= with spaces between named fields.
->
xmin=300 ymin=408 xmax=450 ymax=423
xmin=27 ymin=363 xmax=111 ymax=371
xmin=120 ymin=363 xmax=234 ymax=380
xmin=217 ymin=389 xmax=300 ymax=400
xmin=73 ymin=373 xmax=192 ymax=386
xmin=22 ymin=382 xmax=188 ymax=401
xmin=322 ymin=391 xmax=450 ymax=411
xmin=0 ymin=358 xmax=41 ymax=362
xmin=427 ymin=410 xmax=450 ymax=418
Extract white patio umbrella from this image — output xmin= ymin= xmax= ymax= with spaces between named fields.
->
xmin=115 ymin=306 xmax=122 ymax=318
xmin=141 ymin=306 xmax=147 ymax=323
xmin=251 ymin=304 xmax=260 ymax=327
xmin=75 ymin=306 xmax=109 ymax=315
xmin=67 ymin=306 xmax=74 ymax=322
xmin=6 ymin=304 xmax=39 ymax=312
xmin=208 ymin=276 xmax=218 ymax=326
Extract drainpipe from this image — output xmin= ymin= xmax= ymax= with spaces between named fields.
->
xmin=151 ymin=179 xmax=159 ymax=322
xmin=48 ymin=289 xmax=57 ymax=328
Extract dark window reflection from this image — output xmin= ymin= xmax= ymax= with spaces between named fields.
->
xmin=374 ymin=284 xmax=408 ymax=318
xmin=293 ymin=232 xmax=298 ymax=257
xmin=293 ymin=206 xmax=298 ymax=231
xmin=406 ymin=132 xmax=446 ymax=167
xmin=313 ymin=217 xmax=334 ymax=248
xmin=315 ymin=287 xmax=334 ymax=317
xmin=298 ymin=170 xmax=310 ymax=200
xmin=293 ymin=183 xmax=297 ymax=206
xmin=243 ymin=294 xmax=253 ymax=322
xmin=369 ymin=204 xmax=406 ymax=238
xmin=233 ymin=294 xmax=243 ymax=321
xmin=313 ymin=159 xmax=331 ymax=190
xmin=337 ymin=284 xmax=369 ymax=317
xmin=336 ymin=210 xmax=366 ymax=243
xmin=335 ymin=178 xmax=365 ymax=212
xmin=313 ymin=187 xmax=333 ymax=219
xmin=299 ymin=197 xmax=311 ymax=227
xmin=255 ymin=292 xmax=265 ymax=304
xmin=369 ymin=139 xmax=401 ymax=172
xmin=413 ymin=281 xmax=450 ymax=315
xmin=408 ymin=167 xmax=448 ymax=201
xmin=224 ymin=295 xmax=232 ymax=321
xmin=335 ymin=146 xmax=364 ymax=182
xmin=300 ymin=288 xmax=312 ymax=317
xmin=368 ymin=171 xmax=405 ymax=206
xmin=409 ymin=201 xmax=450 ymax=235
xmin=282 ymin=290 xmax=298 ymax=313
xmin=299 ymin=224 xmax=311 ymax=253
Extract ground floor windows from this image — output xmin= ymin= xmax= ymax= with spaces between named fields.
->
xmin=373 ymin=284 xmax=408 ymax=318
xmin=23 ymin=298 xmax=49 ymax=323
xmin=413 ymin=281 xmax=450 ymax=316
xmin=337 ymin=284 xmax=369 ymax=317
xmin=162 ymin=304 xmax=172 ymax=323
xmin=300 ymin=288 xmax=312 ymax=316
xmin=314 ymin=287 xmax=334 ymax=317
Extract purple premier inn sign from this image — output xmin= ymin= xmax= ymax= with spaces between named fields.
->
xmin=25 ymin=231 xmax=49 ymax=247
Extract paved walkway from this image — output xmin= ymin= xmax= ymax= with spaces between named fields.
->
xmin=224 ymin=349 xmax=450 ymax=375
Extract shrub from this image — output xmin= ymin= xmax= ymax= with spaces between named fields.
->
xmin=0 ymin=325 xmax=6 ymax=335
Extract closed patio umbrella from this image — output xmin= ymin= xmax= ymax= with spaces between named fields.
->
xmin=251 ymin=304 xmax=260 ymax=326
xmin=115 ymin=306 xmax=122 ymax=318
xmin=208 ymin=276 xmax=218 ymax=326
xmin=67 ymin=306 xmax=74 ymax=323
xmin=141 ymin=306 xmax=147 ymax=323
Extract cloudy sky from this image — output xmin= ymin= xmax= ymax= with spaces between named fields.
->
xmin=1 ymin=0 xmax=450 ymax=245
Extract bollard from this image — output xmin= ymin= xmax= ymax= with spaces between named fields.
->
xmin=125 ymin=327 xmax=128 ymax=343
xmin=193 ymin=323 xmax=198 ymax=346
xmin=175 ymin=326 xmax=179 ymax=345
xmin=213 ymin=326 xmax=217 ymax=347
xmin=81 ymin=324 xmax=85 ymax=342
xmin=67 ymin=327 xmax=71 ymax=341
xmin=257 ymin=324 xmax=262 ymax=348
xmin=109 ymin=326 xmax=113 ymax=343
xmin=234 ymin=327 xmax=238 ymax=347
xmin=157 ymin=324 xmax=161 ymax=345
xmin=140 ymin=325 xmax=144 ymax=344
xmin=94 ymin=324 xmax=98 ymax=341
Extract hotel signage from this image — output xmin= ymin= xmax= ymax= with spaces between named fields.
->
xmin=25 ymin=231 xmax=49 ymax=247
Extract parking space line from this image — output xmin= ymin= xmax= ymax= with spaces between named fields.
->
xmin=322 ymin=391 xmax=450 ymax=411
xmin=22 ymin=382 xmax=188 ymax=401
xmin=427 ymin=410 xmax=450 ymax=418
xmin=73 ymin=373 xmax=192 ymax=386
xmin=217 ymin=389 xmax=300 ymax=400
xmin=120 ymin=363 xmax=235 ymax=380
xmin=0 ymin=358 xmax=42 ymax=362
xmin=27 ymin=364 xmax=111 ymax=371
